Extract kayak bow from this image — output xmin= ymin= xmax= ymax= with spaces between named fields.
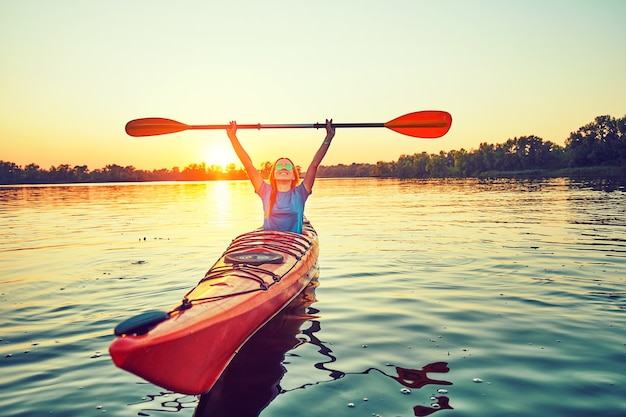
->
xmin=109 ymin=221 xmax=319 ymax=394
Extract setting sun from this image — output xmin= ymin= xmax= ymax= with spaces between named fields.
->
xmin=203 ymin=143 xmax=238 ymax=171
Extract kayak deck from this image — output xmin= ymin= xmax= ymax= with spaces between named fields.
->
xmin=109 ymin=221 xmax=319 ymax=394
xmin=184 ymin=224 xmax=315 ymax=302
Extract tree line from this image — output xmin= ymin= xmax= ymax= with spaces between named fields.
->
xmin=1 ymin=114 xmax=624 ymax=185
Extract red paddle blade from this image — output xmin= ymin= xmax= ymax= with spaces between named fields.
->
xmin=125 ymin=118 xmax=190 ymax=137
xmin=384 ymin=111 xmax=452 ymax=138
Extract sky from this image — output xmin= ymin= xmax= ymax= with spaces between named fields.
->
xmin=1 ymin=0 xmax=625 ymax=171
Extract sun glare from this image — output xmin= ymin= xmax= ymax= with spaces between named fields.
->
xmin=203 ymin=143 xmax=238 ymax=171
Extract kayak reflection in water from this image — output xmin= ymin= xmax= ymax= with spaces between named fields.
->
xmin=132 ymin=276 xmax=453 ymax=417
xmin=226 ymin=118 xmax=335 ymax=234
xmin=189 ymin=277 xmax=453 ymax=417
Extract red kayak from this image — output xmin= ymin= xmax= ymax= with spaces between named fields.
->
xmin=109 ymin=221 xmax=319 ymax=395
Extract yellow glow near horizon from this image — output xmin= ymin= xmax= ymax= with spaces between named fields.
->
xmin=202 ymin=143 xmax=239 ymax=171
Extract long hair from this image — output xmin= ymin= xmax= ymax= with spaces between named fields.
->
xmin=266 ymin=157 xmax=300 ymax=219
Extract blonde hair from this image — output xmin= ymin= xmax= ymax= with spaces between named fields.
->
xmin=266 ymin=157 xmax=300 ymax=219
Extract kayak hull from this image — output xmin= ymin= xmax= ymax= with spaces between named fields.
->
xmin=109 ymin=222 xmax=319 ymax=395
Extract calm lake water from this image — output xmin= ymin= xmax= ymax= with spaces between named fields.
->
xmin=1 ymin=178 xmax=625 ymax=417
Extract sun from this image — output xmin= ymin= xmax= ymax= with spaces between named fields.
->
xmin=203 ymin=143 xmax=238 ymax=171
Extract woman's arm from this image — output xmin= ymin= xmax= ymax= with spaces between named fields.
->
xmin=227 ymin=121 xmax=263 ymax=192
xmin=303 ymin=119 xmax=335 ymax=193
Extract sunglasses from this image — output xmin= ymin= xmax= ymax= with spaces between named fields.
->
xmin=275 ymin=163 xmax=293 ymax=170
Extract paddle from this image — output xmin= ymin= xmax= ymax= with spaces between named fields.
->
xmin=125 ymin=111 xmax=452 ymax=139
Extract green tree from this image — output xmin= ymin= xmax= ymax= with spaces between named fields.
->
xmin=565 ymin=115 xmax=625 ymax=167
xmin=23 ymin=163 xmax=44 ymax=183
xmin=426 ymin=151 xmax=451 ymax=177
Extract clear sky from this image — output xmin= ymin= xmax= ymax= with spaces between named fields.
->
xmin=2 ymin=0 xmax=624 ymax=171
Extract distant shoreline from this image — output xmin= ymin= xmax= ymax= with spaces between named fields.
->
xmin=2 ymin=165 xmax=624 ymax=186
xmin=470 ymin=166 xmax=626 ymax=180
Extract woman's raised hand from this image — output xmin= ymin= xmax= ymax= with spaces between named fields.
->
xmin=227 ymin=121 xmax=238 ymax=140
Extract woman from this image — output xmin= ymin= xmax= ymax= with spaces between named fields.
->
xmin=226 ymin=119 xmax=335 ymax=233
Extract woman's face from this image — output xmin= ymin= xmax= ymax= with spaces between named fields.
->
xmin=274 ymin=158 xmax=295 ymax=181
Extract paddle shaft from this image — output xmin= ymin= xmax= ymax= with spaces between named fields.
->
xmin=186 ymin=122 xmax=382 ymax=131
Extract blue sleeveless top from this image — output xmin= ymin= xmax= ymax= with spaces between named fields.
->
xmin=256 ymin=182 xmax=310 ymax=233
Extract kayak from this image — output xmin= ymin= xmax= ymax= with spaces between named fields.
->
xmin=108 ymin=221 xmax=319 ymax=395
